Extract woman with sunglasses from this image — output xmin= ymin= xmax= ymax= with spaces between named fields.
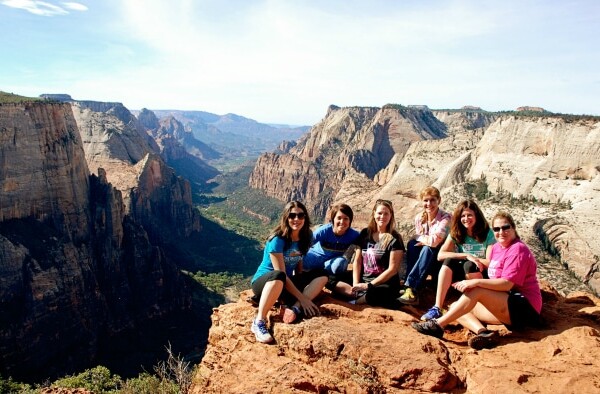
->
xmin=330 ymin=199 xmax=405 ymax=308
xmin=412 ymin=211 xmax=542 ymax=350
xmin=420 ymin=199 xmax=496 ymax=321
xmin=250 ymin=201 xmax=328 ymax=344
xmin=399 ymin=186 xmax=451 ymax=305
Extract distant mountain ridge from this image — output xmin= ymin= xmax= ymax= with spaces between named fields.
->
xmin=148 ymin=109 xmax=310 ymax=160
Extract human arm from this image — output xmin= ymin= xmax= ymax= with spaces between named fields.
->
xmin=367 ymin=249 xmax=402 ymax=286
xmin=351 ymin=249 xmax=367 ymax=293
xmin=416 ymin=211 xmax=451 ymax=248
xmin=452 ymin=277 xmax=514 ymax=293
xmin=269 ymin=252 xmax=319 ymax=315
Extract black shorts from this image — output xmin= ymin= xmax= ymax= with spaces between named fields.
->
xmin=506 ymin=291 xmax=541 ymax=330
xmin=253 ymin=269 xmax=328 ymax=307
xmin=442 ymin=258 xmax=488 ymax=281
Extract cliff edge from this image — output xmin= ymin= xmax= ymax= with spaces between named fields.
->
xmin=192 ymin=284 xmax=600 ymax=393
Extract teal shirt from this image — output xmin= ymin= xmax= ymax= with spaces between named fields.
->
xmin=454 ymin=229 xmax=496 ymax=258
xmin=251 ymin=236 xmax=302 ymax=283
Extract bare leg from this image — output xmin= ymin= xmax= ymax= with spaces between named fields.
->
xmin=332 ymin=281 xmax=354 ymax=298
xmin=435 ymin=265 xmax=453 ymax=308
xmin=294 ymin=276 xmax=328 ymax=307
xmin=435 ymin=287 xmax=511 ymax=330
xmin=456 ymin=301 xmax=505 ymax=333
xmin=256 ymin=279 xmax=284 ymax=321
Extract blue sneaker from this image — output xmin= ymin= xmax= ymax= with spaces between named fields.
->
xmin=251 ymin=319 xmax=273 ymax=343
xmin=420 ymin=306 xmax=444 ymax=321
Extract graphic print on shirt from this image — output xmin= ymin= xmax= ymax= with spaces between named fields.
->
xmin=284 ymin=245 xmax=303 ymax=273
xmin=362 ymin=241 xmax=385 ymax=276
xmin=462 ymin=243 xmax=486 ymax=258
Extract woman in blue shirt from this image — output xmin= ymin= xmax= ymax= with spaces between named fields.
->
xmin=250 ymin=201 xmax=328 ymax=343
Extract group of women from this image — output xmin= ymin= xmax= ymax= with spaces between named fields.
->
xmin=249 ymin=186 xmax=543 ymax=350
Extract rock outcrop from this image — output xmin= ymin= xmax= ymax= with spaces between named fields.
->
xmin=192 ymin=286 xmax=600 ymax=393
xmin=0 ymin=101 xmax=192 ymax=381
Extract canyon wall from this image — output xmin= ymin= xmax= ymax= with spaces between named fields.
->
xmin=0 ymin=101 xmax=196 ymax=380
xmin=249 ymin=106 xmax=600 ymax=293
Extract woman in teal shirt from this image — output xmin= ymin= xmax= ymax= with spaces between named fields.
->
xmin=420 ymin=199 xmax=495 ymax=321
xmin=250 ymin=201 xmax=328 ymax=343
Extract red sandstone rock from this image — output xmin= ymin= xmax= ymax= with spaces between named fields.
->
xmin=192 ymin=284 xmax=600 ymax=393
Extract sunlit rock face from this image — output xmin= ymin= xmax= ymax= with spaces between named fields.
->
xmin=0 ymin=101 xmax=190 ymax=381
xmin=249 ymin=105 xmax=600 ymax=293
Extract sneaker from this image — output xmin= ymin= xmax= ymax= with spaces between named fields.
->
xmin=411 ymin=319 xmax=444 ymax=339
xmin=420 ymin=306 xmax=444 ymax=321
xmin=468 ymin=330 xmax=499 ymax=350
xmin=398 ymin=287 xmax=419 ymax=305
xmin=251 ymin=319 xmax=273 ymax=344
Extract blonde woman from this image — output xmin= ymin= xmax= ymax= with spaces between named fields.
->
xmin=330 ymin=199 xmax=405 ymax=309
xmin=399 ymin=186 xmax=451 ymax=305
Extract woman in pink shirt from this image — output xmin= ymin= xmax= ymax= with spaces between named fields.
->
xmin=411 ymin=211 xmax=542 ymax=350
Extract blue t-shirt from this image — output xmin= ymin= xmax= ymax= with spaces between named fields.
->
xmin=303 ymin=223 xmax=360 ymax=270
xmin=251 ymin=235 xmax=303 ymax=283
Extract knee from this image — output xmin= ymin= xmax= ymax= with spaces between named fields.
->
xmin=273 ymin=270 xmax=287 ymax=283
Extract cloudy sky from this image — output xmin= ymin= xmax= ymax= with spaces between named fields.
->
xmin=1 ymin=0 xmax=598 ymax=125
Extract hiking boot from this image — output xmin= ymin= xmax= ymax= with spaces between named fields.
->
xmin=251 ymin=319 xmax=273 ymax=344
xmin=420 ymin=306 xmax=444 ymax=321
xmin=411 ymin=319 xmax=444 ymax=339
xmin=468 ymin=330 xmax=499 ymax=350
xmin=398 ymin=287 xmax=419 ymax=305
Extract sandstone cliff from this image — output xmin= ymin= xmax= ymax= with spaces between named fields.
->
xmin=71 ymin=101 xmax=201 ymax=242
xmin=0 ymin=101 xmax=192 ymax=381
xmin=249 ymin=106 xmax=600 ymax=294
xmin=193 ymin=286 xmax=600 ymax=393
xmin=249 ymin=105 xmax=456 ymax=216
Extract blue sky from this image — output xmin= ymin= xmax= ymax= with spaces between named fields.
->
xmin=1 ymin=0 xmax=598 ymax=125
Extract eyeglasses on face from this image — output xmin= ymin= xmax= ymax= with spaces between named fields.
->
xmin=492 ymin=224 xmax=512 ymax=232
xmin=288 ymin=212 xmax=306 ymax=220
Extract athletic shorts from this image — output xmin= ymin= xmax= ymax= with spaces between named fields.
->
xmin=442 ymin=258 xmax=488 ymax=282
xmin=506 ymin=290 xmax=541 ymax=330
xmin=252 ymin=269 xmax=328 ymax=307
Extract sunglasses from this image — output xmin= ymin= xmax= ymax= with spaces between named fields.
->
xmin=288 ymin=212 xmax=306 ymax=220
xmin=492 ymin=224 xmax=512 ymax=232
xmin=376 ymin=199 xmax=392 ymax=205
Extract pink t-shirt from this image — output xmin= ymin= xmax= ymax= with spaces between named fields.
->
xmin=488 ymin=239 xmax=542 ymax=313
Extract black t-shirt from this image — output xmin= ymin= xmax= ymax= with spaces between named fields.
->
xmin=356 ymin=229 xmax=405 ymax=281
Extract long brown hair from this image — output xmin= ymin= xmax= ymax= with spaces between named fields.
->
xmin=491 ymin=211 xmax=520 ymax=240
xmin=367 ymin=200 xmax=400 ymax=246
xmin=419 ymin=186 xmax=442 ymax=225
xmin=268 ymin=201 xmax=313 ymax=254
xmin=450 ymin=200 xmax=489 ymax=244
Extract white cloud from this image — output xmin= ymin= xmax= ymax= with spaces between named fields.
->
xmin=1 ymin=0 xmax=86 ymax=15
xmin=61 ymin=2 xmax=87 ymax=11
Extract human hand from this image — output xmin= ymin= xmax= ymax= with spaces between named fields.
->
xmin=452 ymin=279 xmax=477 ymax=293
xmin=351 ymin=283 xmax=368 ymax=295
xmin=298 ymin=297 xmax=320 ymax=317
